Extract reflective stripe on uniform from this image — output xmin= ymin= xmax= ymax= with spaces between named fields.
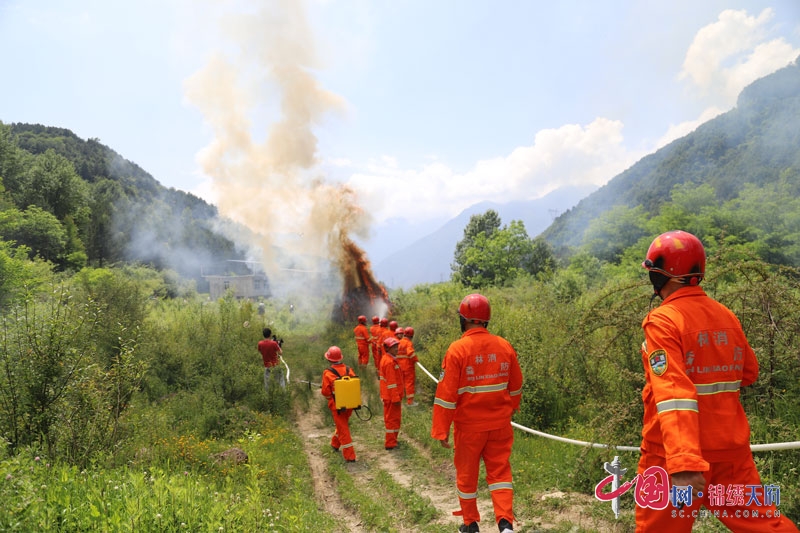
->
xmin=433 ymin=397 xmax=457 ymax=409
xmin=387 ymin=384 xmax=397 ymax=389
xmin=457 ymin=382 xmax=508 ymax=395
xmin=341 ymin=442 xmax=354 ymax=449
xmin=509 ymin=387 xmax=522 ymax=397
xmin=457 ymin=489 xmax=478 ymax=499
xmin=488 ymin=481 xmax=513 ymax=491
xmin=656 ymin=398 xmax=698 ymax=413
xmin=695 ymin=381 xmax=741 ymax=395
xmin=385 ymin=428 xmax=399 ymax=433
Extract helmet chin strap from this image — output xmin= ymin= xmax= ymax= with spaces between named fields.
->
xmin=649 ymin=291 xmax=661 ymax=306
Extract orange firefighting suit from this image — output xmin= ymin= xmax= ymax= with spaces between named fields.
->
xmin=321 ymin=363 xmax=357 ymax=462
xmin=353 ymin=323 xmax=371 ymax=366
xmin=370 ymin=323 xmax=382 ymax=367
xmin=431 ymin=327 xmax=523 ymax=529
xmin=397 ymin=336 xmax=418 ymax=405
xmin=379 ymin=352 xmax=404 ymax=449
xmin=637 ymin=285 xmax=798 ymax=532
xmin=376 ymin=326 xmax=392 ymax=366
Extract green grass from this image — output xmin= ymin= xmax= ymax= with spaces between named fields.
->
xmin=0 ymin=416 xmax=339 ymax=532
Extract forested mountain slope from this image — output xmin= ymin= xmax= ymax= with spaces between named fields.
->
xmin=542 ymin=56 xmax=800 ymax=251
xmin=0 ymin=123 xmax=243 ymax=288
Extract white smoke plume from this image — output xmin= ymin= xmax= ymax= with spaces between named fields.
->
xmin=183 ymin=0 xmax=371 ymax=294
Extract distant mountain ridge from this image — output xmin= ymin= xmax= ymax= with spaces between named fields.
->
xmin=374 ymin=185 xmax=596 ymax=288
xmin=542 ymin=56 xmax=800 ymax=249
xmin=5 ymin=56 xmax=798 ymax=292
xmin=373 ymin=56 xmax=800 ymax=288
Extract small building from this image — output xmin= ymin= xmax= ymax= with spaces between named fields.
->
xmin=203 ymin=260 xmax=270 ymax=300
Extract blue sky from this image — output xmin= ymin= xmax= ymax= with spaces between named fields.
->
xmin=1 ymin=0 xmax=799 ymax=266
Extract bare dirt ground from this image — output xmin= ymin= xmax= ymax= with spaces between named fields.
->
xmin=295 ymin=401 xmax=368 ymax=531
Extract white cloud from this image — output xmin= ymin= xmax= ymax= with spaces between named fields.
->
xmin=646 ymin=7 xmax=800 ymax=154
xmin=680 ymin=8 xmax=799 ymax=106
xmin=345 ymin=117 xmax=643 ymax=225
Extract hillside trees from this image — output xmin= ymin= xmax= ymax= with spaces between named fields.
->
xmin=452 ymin=210 xmax=555 ymax=288
xmin=0 ymin=207 xmax=67 ymax=263
xmin=0 ymin=122 xmax=244 ymax=280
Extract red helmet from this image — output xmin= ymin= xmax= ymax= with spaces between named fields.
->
xmin=404 ymin=327 xmax=414 ymax=337
xmin=458 ymin=293 xmax=491 ymax=323
xmin=372 ymin=316 xmax=379 ymax=324
xmin=383 ymin=336 xmax=400 ymax=350
xmin=396 ymin=327 xmax=405 ymax=336
xmin=325 ymin=346 xmax=343 ymax=362
xmin=357 ymin=315 xmax=367 ymax=324
xmin=388 ymin=320 xmax=398 ymax=330
xmin=643 ymin=230 xmax=705 ymax=287
xmin=380 ymin=317 xmax=388 ymax=327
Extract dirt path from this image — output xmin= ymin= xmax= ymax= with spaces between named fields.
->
xmin=297 ymin=393 xmax=503 ymax=531
xmin=294 ymin=401 xmax=367 ymax=531
xmin=294 ymin=397 xmax=622 ymax=532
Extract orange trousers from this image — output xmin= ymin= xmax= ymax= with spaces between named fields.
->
xmin=635 ymin=451 xmax=798 ymax=532
xmin=382 ymin=400 xmax=402 ymax=448
xmin=356 ymin=342 xmax=370 ymax=366
xmin=329 ymin=408 xmax=356 ymax=461
xmin=453 ymin=424 xmax=514 ymax=528
xmin=398 ymin=361 xmax=416 ymax=404
xmin=372 ymin=345 xmax=382 ymax=368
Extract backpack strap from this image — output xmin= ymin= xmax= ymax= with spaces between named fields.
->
xmin=325 ymin=365 xmax=355 ymax=380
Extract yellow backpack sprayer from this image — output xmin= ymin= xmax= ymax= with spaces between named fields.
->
xmin=325 ymin=366 xmax=372 ymax=421
xmin=297 ymin=366 xmax=373 ymax=421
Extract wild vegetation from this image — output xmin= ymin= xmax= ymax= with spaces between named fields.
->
xmin=1 ymin=240 xmax=799 ymax=530
xmin=1 ymin=54 xmax=799 ymax=532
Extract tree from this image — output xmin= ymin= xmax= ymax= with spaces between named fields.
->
xmin=0 ymin=123 xmax=28 ymax=207
xmin=453 ymin=218 xmax=555 ymax=288
xmin=584 ymin=205 xmax=648 ymax=263
xmin=19 ymin=149 xmax=90 ymax=220
xmin=452 ymin=210 xmax=502 ymax=284
xmin=0 ymin=207 xmax=67 ymax=263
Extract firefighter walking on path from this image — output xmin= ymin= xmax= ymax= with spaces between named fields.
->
xmin=637 ymin=230 xmax=798 ymax=532
xmin=432 ymin=293 xmax=522 ymax=533
xmin=369 ymin=316 xmax=382 ymax=368
xmin=353 ymin=315 xmax=371 ymax=367
xmin=379 ymin=336 xmax=404 ymax=450
xmin=397 ymin=327 xmax=419 ymax=406
xmin=320 ymin=346 xmax=357 ymax=463
xmin=375 ymin=317 xmax=390 ymax=368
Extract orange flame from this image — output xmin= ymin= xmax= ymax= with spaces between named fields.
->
xmin=336 ymin=237 xmax=390 ymax=323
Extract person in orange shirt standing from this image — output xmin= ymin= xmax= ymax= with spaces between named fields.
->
xmin=637 ymin=230 xmax=798 ymax=532
xmin=369 ymin=316 xmax=382 ymax=368
xmin=397 ymin=326 xmax=419 ymax=406
xmin=379 ymin=336 xmax=404 ymax=450
xmin=432 ymin=294 xmax=522 ymax=533
xmin=353 ymin=315 xmax=371 ymax=368
xmin=320 ymin=346 xmax=357 ymax=463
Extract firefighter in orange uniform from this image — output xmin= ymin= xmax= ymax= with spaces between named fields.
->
xmin=379 ymin=336 xmax=404 ymax=450
xmin=432 ymin=294 xmax=522 ymax=533
xmin=353 ymin=315 xmax=371 ymax=367
xmin=376 ymin=317 xmax=390 ymax=366
xmin=369 ymin=316 xmax=382 ymax=367
xmin=637 ymin=230 xmax=798 ymax=532
xmin=320 ymin=346 xmax=357 ymax=463
xmin=397 ymin=326 xmax=419 ymax=406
